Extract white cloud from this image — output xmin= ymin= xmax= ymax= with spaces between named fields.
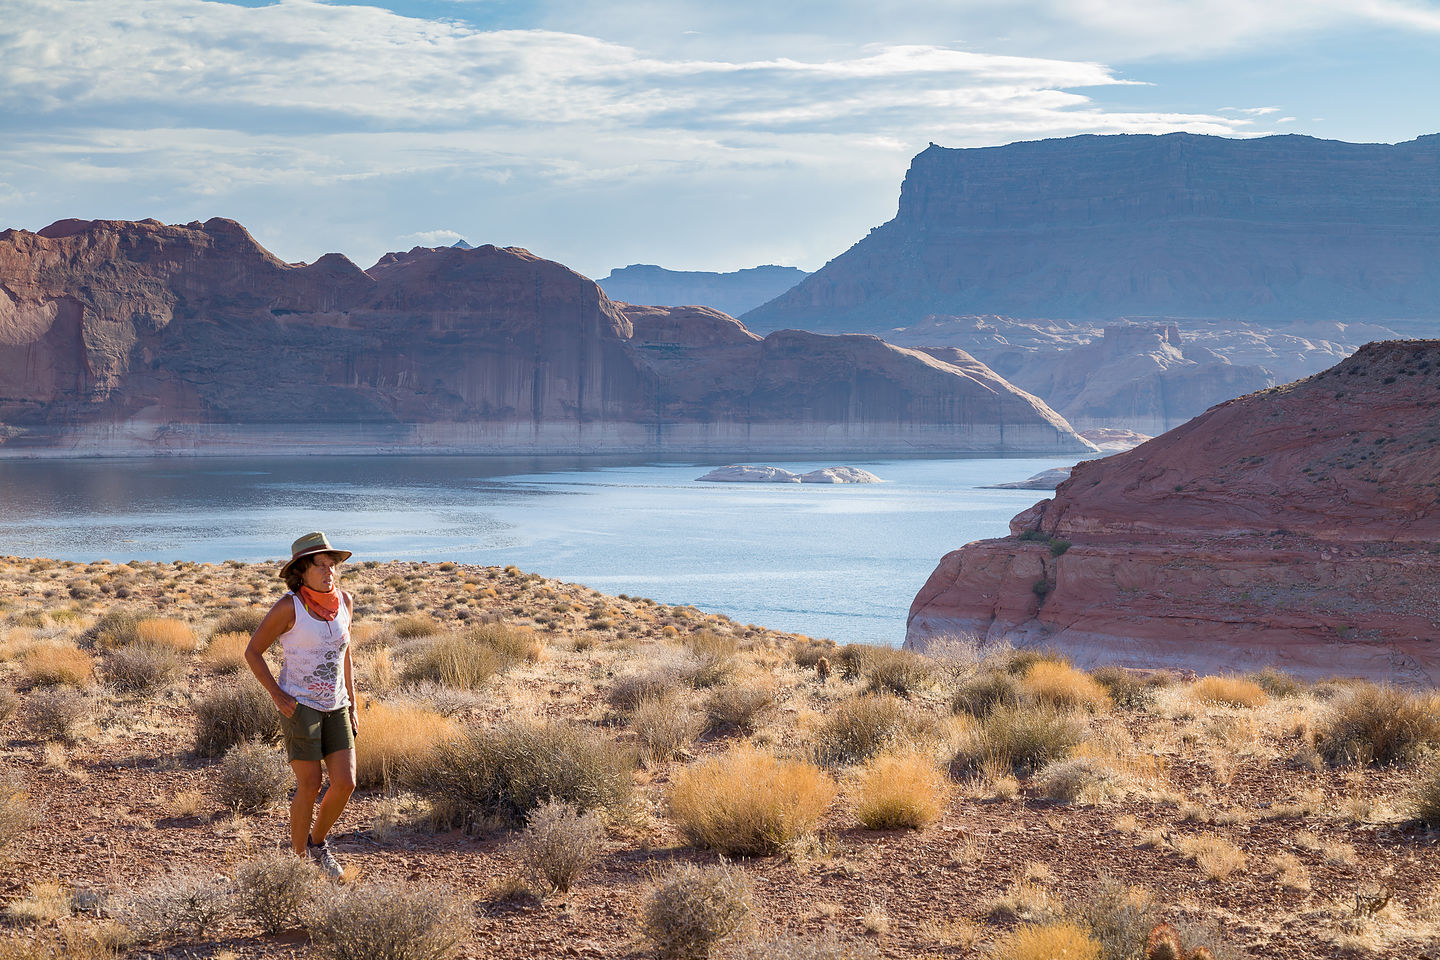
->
xmin=401 ymin=229 xmax=467 ymax=246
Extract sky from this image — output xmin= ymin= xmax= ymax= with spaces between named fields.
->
xmin=1 ymin=0 xmax=1437 ymax=278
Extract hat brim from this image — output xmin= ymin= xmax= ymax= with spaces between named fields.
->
xmin=278 ymin=547 xmax=353 ymax=579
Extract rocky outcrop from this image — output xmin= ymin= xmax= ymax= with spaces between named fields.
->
xmin=696 ymin=465 xmax=882 ymax=483
xmin=744 ymin=132 xmax=1440 ymax=333
xmin=601 ymin=264 xmax=808 ymax=319
xmin=0 ymin=218 xmax=1094 ymax=457
xmin=906 ymin=341 xmax=1440 ymax=684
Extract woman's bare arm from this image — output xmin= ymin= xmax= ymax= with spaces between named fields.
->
xmin=245 ymin=596 xmax=298 ymax=718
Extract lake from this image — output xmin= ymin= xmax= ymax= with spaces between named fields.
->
xmin=0 ymin=455 xmax=1068 ymax=645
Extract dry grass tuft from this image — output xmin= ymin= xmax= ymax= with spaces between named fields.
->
xmin=1022 ymin=661 xmax=1111 ymax=712
xmin=356 ymin=699 xmax=458 ymax=789
xmin=668 ymin=744 xmax=836 ymax=856
xmin=991 ymin=921 xmax=1102 ymax=960
xmin=203 ymin=630 xmax=251 ymax=673
xmin=702 ymin=681 xmax=778 ymax=735
xmin=952 ymin=704 xmax=1085 ymax=778
xmin=641 ymin=861 xmax=753 ymax=960
xmin=21 ymin=643 xmax=96 ymax=688
xmin=193 ymin=683 xmax=283 ymax=757
xmin=1190 ymin=675 xmax=1268 ymax=708
xmin=952 ymin=670 xmax=1024 ymax=718
xmin=630 ymin=694 xmax=704 ymax=764
xmin=1173 ymin=834 xmax=1246 ymax=880
xmin=134 ymin=618 xmax=196 ymax=653
xmin=102 ymin=643 xmax=187 ymax=693
xmin=852 ymin=751 xmax=950 ymax=830
xmin=812 ymin=694 xmax=929 ymax=767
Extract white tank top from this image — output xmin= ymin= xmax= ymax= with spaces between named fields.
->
xmin=276 ymin=592 xmax=352 ymax=711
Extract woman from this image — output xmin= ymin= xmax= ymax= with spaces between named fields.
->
xmin=245 ymin=531 xmax=358 ymax=880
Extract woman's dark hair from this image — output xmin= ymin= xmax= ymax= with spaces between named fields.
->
xmin=283 ymin=552 xmax=342 ymax=593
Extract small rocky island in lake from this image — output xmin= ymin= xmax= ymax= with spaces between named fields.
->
xmin=697 ymin=465 xmax=883 ymax=483
xmin=982 ymin=466 xmax=1072 ymax=490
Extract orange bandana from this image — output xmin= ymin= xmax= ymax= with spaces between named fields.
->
xmin=299 ymin=586 xmax=341 ymax=621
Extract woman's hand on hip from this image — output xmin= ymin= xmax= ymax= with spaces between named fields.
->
xmin=272 ymin=692 xmax=299 ymax=719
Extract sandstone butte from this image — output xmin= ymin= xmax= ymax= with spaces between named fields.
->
xmin=906 ymin=341 xmax=1440 ymax=684
xmin=0 ymin=218 xmax=1094 ymax=457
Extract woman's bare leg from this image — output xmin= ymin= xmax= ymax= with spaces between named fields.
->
xmin=290 ymin=759 xmax=323 ymax=855
xmin=309 ymin=748 xmax=357 ymax=844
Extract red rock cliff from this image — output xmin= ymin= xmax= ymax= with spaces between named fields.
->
xmin=0 ymin=218 xmax=1093 ymax=456
xmin=906 ymin=341 xmax=1440 ymax=684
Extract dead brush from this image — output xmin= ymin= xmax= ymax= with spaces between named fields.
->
xmin=1022 ymin=661 xmax=1111 ymax=712
xmin=1069 ymin=875 xmax=1160 ymax=960
xmin=724 ymin=930 xmax=880 ymax=960
xmin=102 ymin=642 xmax=187 ymax=693
xmin=0 ymin=926 xmax=126 ymax=960
xmin=0 ymin=685 xmax=19 ymax=725
xmin=21 ymin=642 xmax=95 ymax=688
xmin=852 ymin=750 xmax=950 ymax=830
xmin=668 ymin=744 xmax=836 ymax=856
xmin=1315 ymin=682 xmax=1440 ymax=766
xmin=122 ymin=873 xmax=235 ymax=945
xmin=356 ymin=699 xmax=458 ymax=789
xmin=203 ymin=630 xmax=251 ymax=673
xmin=811 ymin=693 xmax=931 ymax=767
xmin=702 ymin=681 xmax=779 ymax=735
xmin=630 ymin=694 xmax=704 ymax=764
xmin=516 ymin=799 xmax=605 ymax=896
xmin=1090 ymin=666 xmax=1164 ymax=711
xmin=1410 ymin=760 xmax=1440 ymax=826
xmin=308 ymin=881 xmax=466 ymax=960
xmin=216 ymin=740 xmax=291 ymax=814
xmin=233 ymin=848 xmax=324 ymax=934
xmin=193 ymin=682 xmax=283 ymax=757
xmin=641 ymin=860 xmax=753 ymax=960
xmin=27 ymin=688 xmax=87 ymax=743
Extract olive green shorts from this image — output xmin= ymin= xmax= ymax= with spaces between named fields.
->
xmin=281 ymin=703 xmax=356 ymax=763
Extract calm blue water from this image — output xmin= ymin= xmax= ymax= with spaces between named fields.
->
xmin=0 ymin=456 xmax=1066 ymax=645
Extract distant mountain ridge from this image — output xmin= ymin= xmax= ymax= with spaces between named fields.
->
xmin=600 ymin=263 xmax=808 ymax=318
xmin=743 ymin=132 xmax=1440 ymax=334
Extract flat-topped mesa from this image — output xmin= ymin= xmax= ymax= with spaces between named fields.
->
xmin=0 ymin=217 xmax=1093 ymax=456
xmin=907 ymin=341 xmax=1440 ymax=684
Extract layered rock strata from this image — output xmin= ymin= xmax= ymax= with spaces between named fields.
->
xmin=906 ymin=341 xmax=1440 ymax=684
xmin=0 ymin=218 xmax=1093 ymax=457
xmin=600 ymin=264 xmax=808 ymax=318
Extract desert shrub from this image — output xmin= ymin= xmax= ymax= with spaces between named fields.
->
xmin=1089 ymin=667 xmax=1160 ymax=711
xmin=0 ymin=685 xmax=18 ymax=724
xmin=862 ymin=647 xmax=934 ymax=697
xmin=953 ymin=705 xmax=1085 ymax=778
xmin=203 ymin=631 xmax=251 ymax=673
xmin=791 ymin=637 xmax=835 ymax=669
xmin=1001 ymin=648 xmax=1070 ymax=676
xmin=1407 ymin=760 xmax=1440 ymax=826
xmin=122 ymin=873 xmax=235 ymax=944
xmin=22 ymin=643 xmax=95 ymax=687
xmin=952 ymin=670 xmax=1023 ymax=718
xmin=1316 ymin=683 xmax=1440 ymax=766
xmin=724 ymin=931 xmax=879 ymax=960
xmin=81 ymin=607 xmax=146 ymax=648
xmin=0 ymin=776 xmax=38 ymax=862
xmin=102 ymin=643 xmax=187 ymax=693
xmin=356 ymin=699 xmax=458 ymax=789
xmin=135 ymin=618 xmax=196 ymax=653
xmin=992 ymin=921 xmax=1101 ymax=960
xmin=309 ymin=881 xmax=465 ymax=960
xmin=1245 ymin=666 xmax=1303 ymax=699
xmin=1035 ymin=756 xmax=1133 ymax=805
xmin=392 ymin=614 xmax=442 ymax=640
xmin=27 ymin=688 xmax=87 ymax=743
xmin=631 ymin=695 xmax=704 ymax=764
xmin=1022 ymin=661 xmax=1111 ymax=712
xmin=668 ymin=745 xmax=836 ymax=856
xmin=1069 ymin=875 xmax=1160 ymax=960
xmin=213 ymin=606 xmax=267 ymax=637
xmin=517 ymin=800 xmax=605 ymax=896
xmin=1189 ymin=675 xmax=1267 ymax=708
xmin=406 ymin=720 xmax=634 ymax=829
xmin=217 ymin=740 xmax=291 ymax=814
xmin=852 ymin=751 xmax=950 ymax=830
xmin=683 ymin=630 xmax=737 ymax=687
xmin=833 ymin=644 xmax=872 ymax=680
xmin=641 ymin=861 xmax=753 ymax=960
xmin=702 ymin=682 xmax=778 ymax=735
xmin=194 ymin=683 xmax=283 ymax=757
xmin=400 ymin=633 xmax=505 ymax=689
xmin=609 ymin=664 xmax=693 ymax=714
xmin=233 ymin=848 xmax=323 ymax=934
xmin=467 ymin=621 xmax=544 ymax=664
xmin=0 ymin=926 xmax=125 ymax=959
xmin=812 ymin=694 xmax=927 ymax=767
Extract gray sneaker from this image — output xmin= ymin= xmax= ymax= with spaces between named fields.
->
xmin=307 ymin=838 xmax=344 ymax=881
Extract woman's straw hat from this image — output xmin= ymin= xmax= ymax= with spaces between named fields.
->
xmin=278 ymin=531 xmax=353 ymax=579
